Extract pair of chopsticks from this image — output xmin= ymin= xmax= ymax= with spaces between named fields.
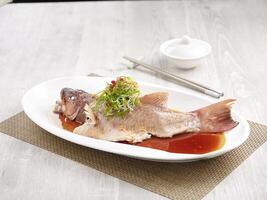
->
xmin=123 ymin=56 xmax=224 ymax=99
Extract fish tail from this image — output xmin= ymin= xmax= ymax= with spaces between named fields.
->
xmin=194 ymin=99 xmax=239 ymax=132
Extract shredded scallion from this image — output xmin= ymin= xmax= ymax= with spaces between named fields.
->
xmin=92 ymin=76 xmax=140 ymax=118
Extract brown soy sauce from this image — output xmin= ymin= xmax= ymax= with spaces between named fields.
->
xmin=59 ymin=114 xmax=81 ymax=132
xmin=134 ymin=132 xmax=225 ymax=154
xmin=59 ymin=114 xmax=225 ymax=154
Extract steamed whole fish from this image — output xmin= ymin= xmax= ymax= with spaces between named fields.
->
xmin=55 ymin=88 xmax=238 ymax=143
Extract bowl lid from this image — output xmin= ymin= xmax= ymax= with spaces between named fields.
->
xmin=160 ymin=35 xmax=211 ymax=60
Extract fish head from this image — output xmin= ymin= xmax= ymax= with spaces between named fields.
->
xmin=60 ymin=88 xmax=92 ymax=120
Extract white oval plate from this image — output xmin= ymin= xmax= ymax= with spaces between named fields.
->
xmin=22 ymin=76 xmax=250 ymax=162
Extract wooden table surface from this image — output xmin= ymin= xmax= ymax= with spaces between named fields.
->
xmin=0 ymin=1 xmax=267 ymax=199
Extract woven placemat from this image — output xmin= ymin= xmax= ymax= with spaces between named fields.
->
xmin=0 ymin=112 xmax=266 ymax=200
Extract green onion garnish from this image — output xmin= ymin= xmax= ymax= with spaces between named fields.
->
xmin=93 ymin=76 xmax=140 ymax=118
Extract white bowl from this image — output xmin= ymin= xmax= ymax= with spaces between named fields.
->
xmin=160 ymin=36 xmax=212 ymax=69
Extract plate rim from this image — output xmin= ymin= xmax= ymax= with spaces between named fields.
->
xmin=21 ymin=75 xmax=250 ymax=162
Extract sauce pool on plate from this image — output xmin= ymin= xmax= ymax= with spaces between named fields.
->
xmin=59 ymin=114 xmax=80 ymax=132
xmin=135 ymin=133 xmax=225 ymax=154
xmin=59 ymin=114 xmax=225 ymax=154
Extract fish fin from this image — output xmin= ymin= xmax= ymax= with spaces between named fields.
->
xmin=140 ymin=92 xmax=168 ymax=107
xmin=74 ymin=123 xmax=101 ymax=138
xmin=84 ymin=104 xmax=97 ymax=125
xmin=194 ymin=99 xmax=239 ymax=132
